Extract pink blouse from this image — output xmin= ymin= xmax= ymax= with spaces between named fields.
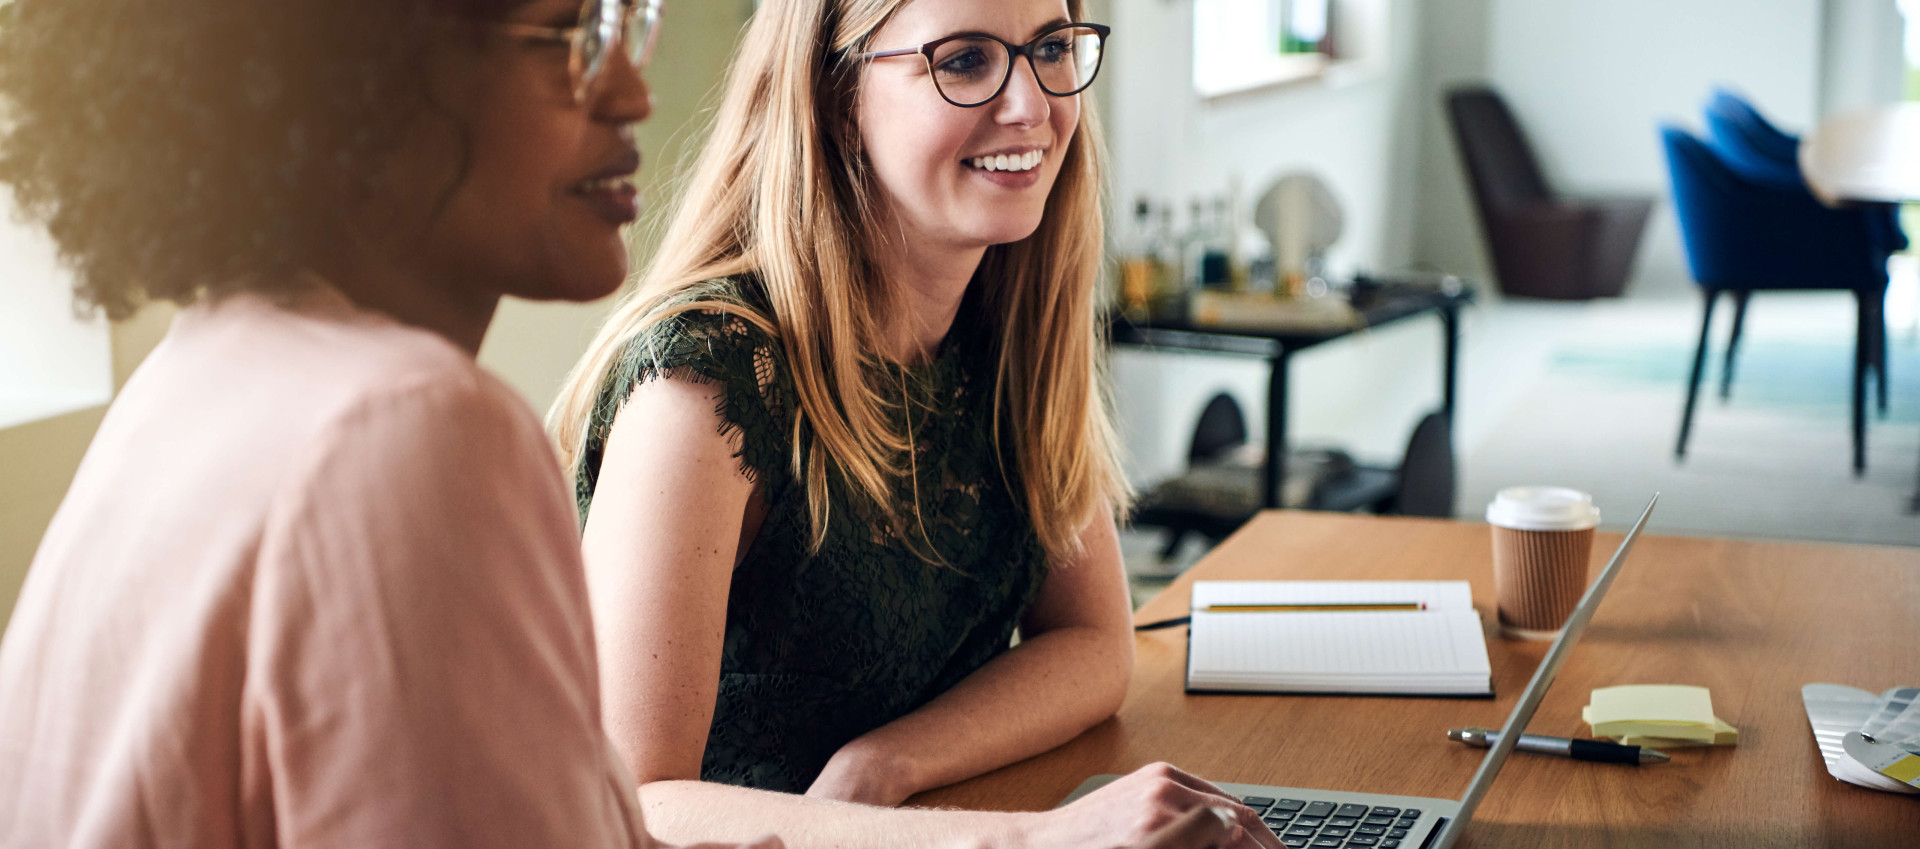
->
xmin=0 ymin=288 xmax=650 ymax=848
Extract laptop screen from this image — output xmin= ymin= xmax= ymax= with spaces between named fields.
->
xmin=1429 ymin=493 xmax=1659 ymax=849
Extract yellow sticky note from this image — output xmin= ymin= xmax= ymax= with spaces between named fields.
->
xmin=1617 ymin=717 xmax=1739 ymax=748
xmin=1587 ymin=684 xmax=1715 ymax=724
xmin=1584 ymin=685 xmax=1719 ymax=743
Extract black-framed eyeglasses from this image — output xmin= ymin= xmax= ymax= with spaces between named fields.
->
xmin=489 ymin=0 xmax=662 ymax=103
xmin=856 ymin=22 xmax=1110 ymax=109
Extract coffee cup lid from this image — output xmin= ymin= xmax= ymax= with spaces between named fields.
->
xmin=1485 ymin=486 xmax=1600 ymax=531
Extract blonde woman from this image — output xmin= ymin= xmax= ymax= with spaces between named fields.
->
xmin=551 ymin=0 xmax=1276 ymax=847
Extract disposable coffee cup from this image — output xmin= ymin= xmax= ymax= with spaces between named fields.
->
xmin=1486 ymin=486 xmax=1599 ymax=640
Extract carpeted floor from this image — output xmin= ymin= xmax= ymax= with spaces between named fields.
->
xmin=1458 ymin=292 xmax=1920 ymax=547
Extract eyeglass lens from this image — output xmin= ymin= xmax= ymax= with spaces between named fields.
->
xmin=574 ymin=0 xmax=661 ymax=96
xmin=928 ymin=26 xmax=1104 ymax=107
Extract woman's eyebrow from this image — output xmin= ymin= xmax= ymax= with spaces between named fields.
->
xmin=1025 ymin=17 xmax=1072 ymax=38
xmin=936 ymin=17 xmax=1073 ymax=42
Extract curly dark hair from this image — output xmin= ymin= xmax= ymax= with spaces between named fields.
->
xmin=0 ymin=0 xmax=526 ymax=319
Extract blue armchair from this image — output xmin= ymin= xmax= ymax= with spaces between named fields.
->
xmin=1661 ymin=125 xmax=1895 ymax=475
xmin=1703 ymin=88 xmax=1906 ymax=255
xmin=1702 ymin=88 xmax=1801 ymax=172
xmin=1694 ymin=91 xmax=1903 ymax=417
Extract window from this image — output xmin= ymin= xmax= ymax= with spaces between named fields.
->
xmin=1192 ymin=0 xmax=1387 ymax=99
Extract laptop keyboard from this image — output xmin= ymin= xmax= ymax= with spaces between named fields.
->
xmin=1239 ymin=796 xmax=1423 ymax=848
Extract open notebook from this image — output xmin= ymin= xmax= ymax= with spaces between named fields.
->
xmin=1186 ymin=580 xmax=1493 ymax=696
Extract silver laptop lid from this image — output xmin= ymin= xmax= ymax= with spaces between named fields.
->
xmin=1429 ymin=493 xmax=1659 ymax=849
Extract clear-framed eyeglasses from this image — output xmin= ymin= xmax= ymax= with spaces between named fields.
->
xmin=856 ymin=22 xmax=1110 ymax=109
xmin=491 ymin=0 xmax=662 ymax=103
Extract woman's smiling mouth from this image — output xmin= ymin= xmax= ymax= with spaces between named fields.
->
xmin=966 ymin=149 xmax=1045 ymax=172
xmin=569 ymin=151 xmax=642 ymax=225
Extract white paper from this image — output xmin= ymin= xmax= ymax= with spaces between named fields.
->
xmin=1187 ymin=607 xmax=1491 ymax=695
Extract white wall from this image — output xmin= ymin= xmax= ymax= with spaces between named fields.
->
xmin=0 ymin=187 xmax=112 ymax=430
xmin=1488 ymin=0 xmax=1823 ymax=191
xmin=1107 ymin=0 xmax=1444 ymax=485
xmin=1821 ymin=0 xmax=1907 ymax=115
xmin=1409 ymin=0 xmax=1492 ymax=292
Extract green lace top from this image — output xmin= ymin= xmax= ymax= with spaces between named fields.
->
xmin=574 ymin=277 xmax=1049 ymax=793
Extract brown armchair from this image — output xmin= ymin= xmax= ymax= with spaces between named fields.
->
xmin=1447 ymin=86 xmax=1655 ymax=299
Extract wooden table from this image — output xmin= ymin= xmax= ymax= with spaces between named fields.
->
xmin=914 ymin=512 xmax=1920 ymax=846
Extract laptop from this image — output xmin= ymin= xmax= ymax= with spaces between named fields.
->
xmin=1061 ymin=494 xmax=1660 ymax=849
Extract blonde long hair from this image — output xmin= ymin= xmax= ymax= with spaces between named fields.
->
xmin=550 ymin=0 xmax=1129 ymax=563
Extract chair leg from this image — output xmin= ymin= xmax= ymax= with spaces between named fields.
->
xmin=1678 ymin=289 xmax=1717 ymax=461
xmin=1157 ymin=529 xmax=1188 ymax=563
xmin=1876 ymin=293 xmax=1890 ymax=417
xmin=1720 ymin=290 xmax=1749 ymax=401
xmin=1854 ymin=291 xmax=1870 ymax=476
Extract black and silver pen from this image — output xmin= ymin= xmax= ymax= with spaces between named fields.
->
xmin=1446 ymin=727 xmax=1670 ymax=764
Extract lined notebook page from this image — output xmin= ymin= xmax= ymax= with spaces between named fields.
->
xmin=1187 ymin=609 xmax=1492 ymax=695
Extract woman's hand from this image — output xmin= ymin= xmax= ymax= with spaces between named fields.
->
xmin=804 ymin=736 xmax=917 ymax=806
xmin=1024 ymin=763 xmax=1282 ymax=849
xmin=1132 ymin=805 xmax=1241 ymax=849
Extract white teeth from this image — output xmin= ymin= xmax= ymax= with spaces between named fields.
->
xmin=574 ymin=177 xmax=631 ymax=193
xmin=967 ymin=151 xmax=1044 ymax=173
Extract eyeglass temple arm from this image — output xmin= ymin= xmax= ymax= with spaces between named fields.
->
xmin=488 ymin=21 xmax=578 ymax=42
xmin=854 ymin=46 xmax=925 ymax=61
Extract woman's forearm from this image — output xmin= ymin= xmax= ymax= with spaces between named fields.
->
xmin=815 ymin=622 xmax=1132 ymax=804
xmin=641 ymin=760 xmax=1284 ymax=849
xmin=638 ymin=779 xmax=1028 ymax=849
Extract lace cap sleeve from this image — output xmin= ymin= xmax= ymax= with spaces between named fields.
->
xmin=578 ymin=283 xmax=794 ymax=518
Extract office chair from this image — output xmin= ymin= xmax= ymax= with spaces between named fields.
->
xmin=1131 ymin=394 xmax=1254 ymax=562
xmin=1376 ymin=411 xmax=1455 ymax=519
xmin=1661 ymin=125 xmax=1896 ymax=475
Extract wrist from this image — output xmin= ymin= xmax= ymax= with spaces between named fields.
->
xmin=856 ymin=739 xmax=920 ymax=803
xmin=981 ymin=810 xmax=1044 ymax=849
xmin=1004 ymin=807 xmax=1078 ymax=849
xmin=817 ymin=735 xmax=923 ymax=805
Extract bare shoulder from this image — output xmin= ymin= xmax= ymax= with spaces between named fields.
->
xmin=601 ymin=370 xmax=752 ymax=489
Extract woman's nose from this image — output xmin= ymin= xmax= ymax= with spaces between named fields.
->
xmin=992 ymin=57 xmax=1051 ymax=128
xmin=588 ymin=47 xmax=653 ymax=125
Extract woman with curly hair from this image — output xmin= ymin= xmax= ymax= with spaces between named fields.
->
xmin=0 ymin=0 xmax=785 ymax=846
xmin=548 ymin=1 xmax=1277 ymax=847
xmin=0 ymin=0 xmax=1258 ymax=846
